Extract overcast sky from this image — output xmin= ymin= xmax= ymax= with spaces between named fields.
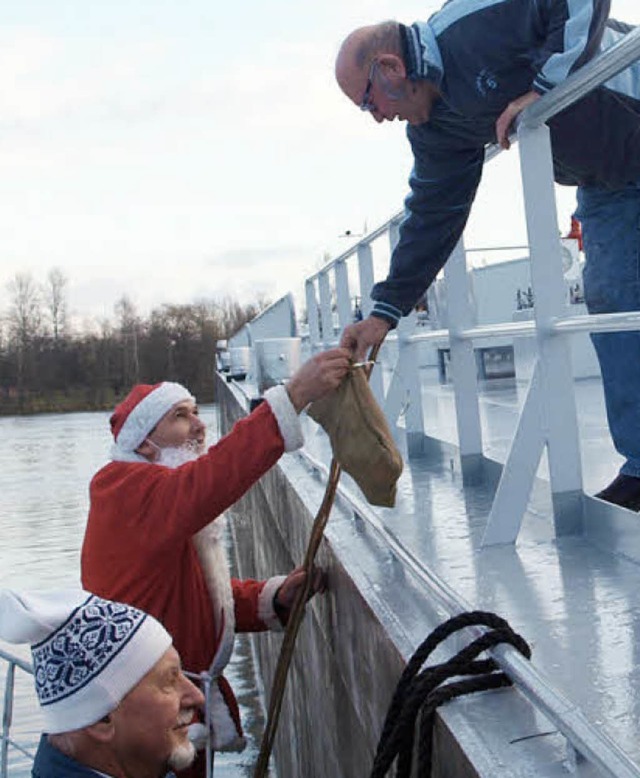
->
xmin=1 ymin=0 xmax=639 ymax=328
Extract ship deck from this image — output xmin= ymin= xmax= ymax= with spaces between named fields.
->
xmin=294 ymin=367 xmax=640 ymax=775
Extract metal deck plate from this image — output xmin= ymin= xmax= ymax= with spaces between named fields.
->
xmin=295 ymin=369 xmax=640 ymax=773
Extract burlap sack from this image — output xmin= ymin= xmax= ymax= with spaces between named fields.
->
xmin=307 ymin=367 xmax=403 ymax=507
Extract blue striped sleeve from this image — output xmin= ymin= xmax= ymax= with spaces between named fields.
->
xmin=534 ymin=0 xmax=610 ymax=92
xmin=371 ymin=302 xmax=403 ymax=328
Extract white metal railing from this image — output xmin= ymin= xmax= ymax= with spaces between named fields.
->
xmin=0 ymin=648 xmax=35 ymax=778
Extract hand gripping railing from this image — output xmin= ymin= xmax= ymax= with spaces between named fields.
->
xmin=521 ymin=25 xmax=640 ymax=129
xmin=0 ymin=648 xmax=35 ymax=778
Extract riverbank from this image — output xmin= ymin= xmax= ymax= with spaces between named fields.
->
xmin=0 ymin=385 xmax=217 ymax=416
xmin=0 ymin=388 xmax=118 ymax=416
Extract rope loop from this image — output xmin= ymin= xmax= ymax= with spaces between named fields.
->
xmin=370 ymin=610 xmax=531 ymax=778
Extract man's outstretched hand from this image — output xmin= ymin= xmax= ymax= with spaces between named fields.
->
xmin=273 ymin=565 xmax=327 ymax=625
xmin=339 ymin=315 xmax=391 ymax=361
xmin=286 ymin=348 xmax=351 ymax=412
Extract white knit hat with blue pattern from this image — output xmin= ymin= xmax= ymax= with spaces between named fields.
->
xmin=0 ymin=589 xmax=172 ymax=734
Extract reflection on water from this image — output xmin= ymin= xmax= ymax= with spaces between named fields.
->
xmin=0 ymin=407 xmax=268 ymax=777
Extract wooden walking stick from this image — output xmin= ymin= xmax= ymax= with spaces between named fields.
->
xmin=254 ymin=344 xmax=381 ymax=778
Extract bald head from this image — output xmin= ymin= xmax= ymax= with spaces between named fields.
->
xmin=335 ymin=22 xmax=401 ymax=99
xmin=334 ymin=21 xmax=439 ymax=126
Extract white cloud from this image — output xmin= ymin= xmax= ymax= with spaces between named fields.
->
xmin=0 ymin=0 xmax=637 ymax=325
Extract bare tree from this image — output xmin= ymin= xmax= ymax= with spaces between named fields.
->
xmin=43 ymin=267 xmax=68 ymax=342
xmin=219 ymin=295 xmax=270 ymax=338
xmin=0 ymin=285 xmax=277 ymax=413
xmin=7 ymin=273 xmax=42 ymax=346
xmin=6 ymin=272 xmax=43 ymax=406
xmin=114 ymin=295 xmax=141 ymax=386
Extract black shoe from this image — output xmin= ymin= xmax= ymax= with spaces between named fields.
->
xmin=595 ymin=474 xmax=640 ymax=511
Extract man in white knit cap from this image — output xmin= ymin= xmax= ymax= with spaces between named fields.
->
xmin=0 ymin=588 xmax=205 ymax=778
xmin=81 ymin=349 xmax=349 ymax=765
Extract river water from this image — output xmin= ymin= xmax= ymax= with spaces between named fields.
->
xmin=0 ymin=407 xmax=268 ymax=777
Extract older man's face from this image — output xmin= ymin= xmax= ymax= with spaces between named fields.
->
xmin=149 ymin=399 xmax=207 ymax=456
xmin=335 ymin=33 xmax=436 ymax=126
xmin=111 ymin=647 xmax=205 ymax=775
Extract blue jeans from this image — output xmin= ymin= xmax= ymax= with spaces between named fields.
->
xmin=575 ymin=183 xmax=640 ymax=478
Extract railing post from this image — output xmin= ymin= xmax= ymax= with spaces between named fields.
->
xmin=393 ymin=315 xmax=426 ymax=456
xmin=381 ymin=220 xmax=426 ymax=452
xmin=318 ymin=271 xmax=334 ymax=348
xmin=357 ymin=243 xmax=375 ymax=318
xmin=357 ymin=242 xmax=384 ymax=401
xmin=443 ymin=239 xmax=483 ymax=470
xmin=1 ymin=662 xmax=15 ymax=778
xmin=335 ymin=260 xmax=352 ymax=331
xmin=483 ymin=359 xmax=547 ymax=545
xmin=518 ymin=122 xmax=584 ymax=535
xmin=305 ymin=279 xmax=321 ymax=352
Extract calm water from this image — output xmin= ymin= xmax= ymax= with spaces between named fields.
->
xmin=0 ymin=407 xmax=268 ymax=776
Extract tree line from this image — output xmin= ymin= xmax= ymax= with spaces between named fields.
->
xmin=0 ymin=268 xmax=268 ymax=415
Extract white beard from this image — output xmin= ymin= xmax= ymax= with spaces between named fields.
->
xmin=167 ymin=739 xmax=197 ymax=771
xmin=156 ymin=444 xmax=201 ymax=468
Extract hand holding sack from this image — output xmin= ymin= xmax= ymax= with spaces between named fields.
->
xmin=307 ymin=366 xmax=403 ymax=507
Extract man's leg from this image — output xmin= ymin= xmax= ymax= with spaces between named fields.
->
xmin=576 ymin=183 xmax=640 ymax=508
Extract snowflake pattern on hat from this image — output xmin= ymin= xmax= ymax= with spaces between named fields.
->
xmin=33 ymin=595 xmax=146 ymax=706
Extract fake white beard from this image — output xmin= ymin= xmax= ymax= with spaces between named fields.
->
xmin=155 ymin=443 xmax=202 ymax=469
xmin=167 ymin=739 xmax=197 ymax=771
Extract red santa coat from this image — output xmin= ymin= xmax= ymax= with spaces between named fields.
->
xmin=81 ymin=386 xmax=302 ymax=750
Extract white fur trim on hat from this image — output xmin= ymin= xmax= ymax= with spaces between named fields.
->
xmin=117 ymin=382 xmax=194 ymax=452
xmin=263 ymin=386 xmax=303 ymax=453
xmin=0 ymin=589 xmax=172 ymax=734
xmin=258 ymin=575 xmax=287 ymax=631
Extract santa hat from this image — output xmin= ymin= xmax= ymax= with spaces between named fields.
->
xmin=0 ymin=589 xmax=172 ymax=734
xmin=110 ymin=382 xmax=194 ymax=452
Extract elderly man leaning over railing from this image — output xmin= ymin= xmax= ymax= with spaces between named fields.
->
xmin=333 ymin=4 xmax=640 ymax=513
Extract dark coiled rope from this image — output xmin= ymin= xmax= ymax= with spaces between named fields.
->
xmin=370 ymin=611 xmax=532 ymax=778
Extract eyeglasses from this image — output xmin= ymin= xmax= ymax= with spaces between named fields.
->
xmin=359 ymin=60 xmax=378 ymax=112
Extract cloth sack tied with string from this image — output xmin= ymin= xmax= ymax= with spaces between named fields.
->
xmin=307 ymin=365 xmax=403 ymax=507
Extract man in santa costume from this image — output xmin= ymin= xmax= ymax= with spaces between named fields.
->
xmin=81 ymin=348 xmax=350 ymax=766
